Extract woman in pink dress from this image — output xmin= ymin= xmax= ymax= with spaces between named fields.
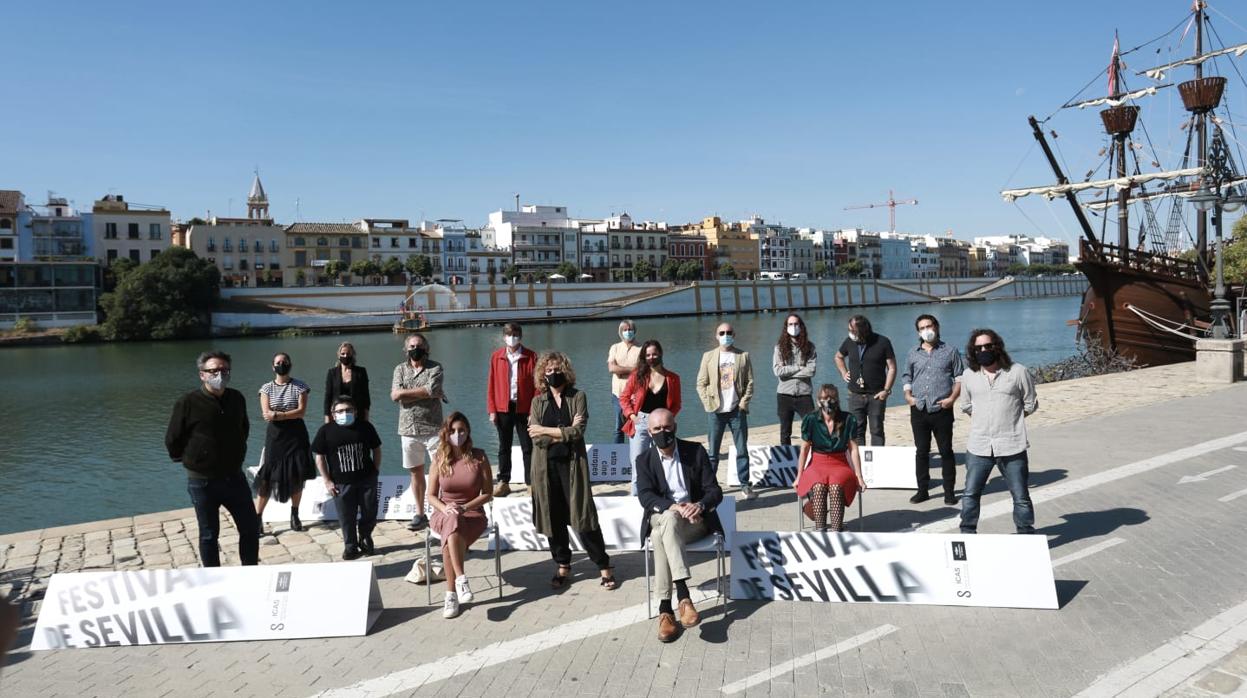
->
xmin=795 ymin=384 xmax=866 ymax=532
xmin=428 ymin=412 xmax=494 ymax=618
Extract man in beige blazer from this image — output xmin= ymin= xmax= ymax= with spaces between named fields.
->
xmin=695 ymin=321 xmax=757 ymax=499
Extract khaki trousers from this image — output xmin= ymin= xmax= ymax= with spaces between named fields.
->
xmin=649 ymin=510 xmax=708 ymax=600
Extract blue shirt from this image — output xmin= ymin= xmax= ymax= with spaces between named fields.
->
xmin=901 ymin=341 xmax=964 ymax=412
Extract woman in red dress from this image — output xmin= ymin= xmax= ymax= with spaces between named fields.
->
xmin=795 ymin=384 xmax=866 ymax=532
xmin=428 ymin=412 xmax=494 ymax=618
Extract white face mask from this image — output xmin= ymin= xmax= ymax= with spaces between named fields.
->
xmin=919 ymin=328 xmax=937 ymax=343
xmin=848 ymin=332 xmax=859 ymax=343
xmin=786 ymin=325 xmax=801 ymax=337
xmin=504 ymin=335 xmax=520 ymax=348
xmin=204 ymin=373 xmax=229 ymax=391
xmin=449 ymin=432 xmax=467 ymax=447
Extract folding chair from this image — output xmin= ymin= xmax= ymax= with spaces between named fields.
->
xmin=796 ymin=488 xmax=864 ymax=532
xmin=425 ymin=502 xmax=504 ymax=605
xmin=643 ymin=497 xmax=735 ymax=619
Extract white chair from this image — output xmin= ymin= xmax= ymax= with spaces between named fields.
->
xmin=643 ymin=497 xmax=735 ymax=619
xmin=425 ymin=502 xmax=504 ymax=605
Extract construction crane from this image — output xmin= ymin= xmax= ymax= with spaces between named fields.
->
xmin=844 ymin=190 xmax=918 ymax=233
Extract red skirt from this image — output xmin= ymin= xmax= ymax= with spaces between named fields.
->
xmin=796 ymin=451 xmax=858 ymax=507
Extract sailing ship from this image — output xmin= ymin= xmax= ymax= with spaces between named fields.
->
xmin=1002 ymin=1 xmax=1245 ymax=366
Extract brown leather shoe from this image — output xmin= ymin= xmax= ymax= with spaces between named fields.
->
xmin=657 ymin=612 xmax=679 ymax=643
xmin=493 ymin=482 xmax=511 ymax=497
xmin=678 ymin=599 xmax=700 ymax=628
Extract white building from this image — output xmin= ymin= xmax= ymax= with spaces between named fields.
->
xmin=910 ymin=239 xmax=940 ymax=279
xmin=90 ymin=194 xmax=171 ymax=265
xmin=484 ymin=204 xmax=579 ymax=277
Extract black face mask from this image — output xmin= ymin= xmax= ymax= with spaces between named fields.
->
xmin=652 ymin=429 xmax=676 ymax=449
xmin=408 ymin=347 xmax=427 ymax=362
xmin=976 ymin=349 xmax=998 ymax=366
xmin=339 ymin=355 xmax=354 ymax=366
xmin=546 ymin=371 xmax=567 ymax=389
xmin=273 ymin=362 xmax=291 ymax=376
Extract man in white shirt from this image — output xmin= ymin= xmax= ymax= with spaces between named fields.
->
xmin=696 ymin=322 xmax=756 ymax=499
xmin=635 ymin=409 xmax=724 ymax=643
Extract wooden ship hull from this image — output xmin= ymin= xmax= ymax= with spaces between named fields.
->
xmin=1075 ymin=240 xmax=1210 ymax=366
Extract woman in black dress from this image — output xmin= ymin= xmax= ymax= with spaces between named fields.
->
xmin=255 ymin=352 xmax=316 ymax=532
xmin=324 ymin=341 xmax=371 ymax=423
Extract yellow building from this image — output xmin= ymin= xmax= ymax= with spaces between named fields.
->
xmin=694 ymin=216 xmax=759 ymax=279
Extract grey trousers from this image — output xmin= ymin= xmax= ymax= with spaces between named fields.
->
xmin=649 ymin=510 xmax=708 ymax=600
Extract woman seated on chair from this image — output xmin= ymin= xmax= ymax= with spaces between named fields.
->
xmin=795 ymin=384 xmax=866 ymax=532
xmin=428 ymin=412 xmax=494 ymax=619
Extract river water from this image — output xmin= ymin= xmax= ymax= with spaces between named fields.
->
xmin=0 ymin=296 xmax=1079 ymax=534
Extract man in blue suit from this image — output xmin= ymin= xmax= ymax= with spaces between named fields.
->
xmin=635 ymin=408 xmax=724 ymax=643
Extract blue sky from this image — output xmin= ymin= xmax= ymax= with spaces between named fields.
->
xmin=6 ymin=1 xmax=1245 ymax=245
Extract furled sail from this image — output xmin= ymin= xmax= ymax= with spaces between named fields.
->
xmin=1064 ymin=85 xmax=1164 ymax=109
xmin=1001 ymin=167 xmax=1204 ymax=202
xmin=1138 ymin=42 xmax=1247 ymax=80
xmin=1080 ymin=176 xmax=1247 ymax=210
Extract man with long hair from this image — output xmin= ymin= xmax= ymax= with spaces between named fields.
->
xmin=959 ymin=328 xmax=1039 ymax=534
xmin=834 ymin=315 xmax=896 ymax=446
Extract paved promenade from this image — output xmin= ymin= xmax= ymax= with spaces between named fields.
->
xmin=3 ymin=362 xmax=1247 ymax=696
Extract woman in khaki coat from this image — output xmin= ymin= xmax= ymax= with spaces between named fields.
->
xmin=527 ymin=351 xmax=617 ymax=590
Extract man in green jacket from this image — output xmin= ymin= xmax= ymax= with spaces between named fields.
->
xmin=696 ymin=322 xmax=757 ymax=499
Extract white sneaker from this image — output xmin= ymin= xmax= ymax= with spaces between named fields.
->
xmin=455 ymin=575 xmax=474 ymax=604
xmin=442 ymin=591 xmax=460 ymax=619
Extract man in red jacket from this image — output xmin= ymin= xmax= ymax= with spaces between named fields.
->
xmin=487 ymin=322 xmax=537 ymax=496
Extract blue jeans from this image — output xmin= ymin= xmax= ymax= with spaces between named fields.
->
xmin=960 ymin=451 xmax=1034 ymax=534
xmin=614 ymin=401 xmax=627 ymax=445
xmin=187 ymin=471 xmax=261 ymax=567
xmin=628 ymin=412 xmax=654 ymax=495
xmin=707 ymin=409 xmax=750 ymax=486
xmin=334 ymin=476 xmax=378 ymax=549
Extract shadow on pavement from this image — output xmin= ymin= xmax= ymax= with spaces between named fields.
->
xmin=1039 ymin=508 xmax=1149 ymax=550
xmin=369 ymin=605 xmax=436 ymax=633
xmin=1055 ymin=579 xmax=1090 ymax=608
xmin=697 ymin=597 xmax=762 ymax=644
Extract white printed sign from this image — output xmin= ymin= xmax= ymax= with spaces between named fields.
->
xmin=509 ymin=443 xmax=632 ymax=483
xmin=859 ymin=446 xmax=919 ymax=490
xmin=730 ymin=530 xmax=1057 ymax=609
xmin=248 ymin=470 xmax=429 ymax=523
xmin=726 ymin=444 xmax=801 ymax=487
xmin=488 ymin=495 xmax=736 ymax=552
xmin=32 ymin=562 xmax=383 ymax=650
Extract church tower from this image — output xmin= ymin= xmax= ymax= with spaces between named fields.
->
xmin=247 ymin=171 xmax=269 ymax=220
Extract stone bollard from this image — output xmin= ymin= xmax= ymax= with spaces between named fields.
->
xmin=1195 ymin=338 xmax=1245 ymax=383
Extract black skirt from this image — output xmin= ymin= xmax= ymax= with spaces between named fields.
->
xmin=254 ymin=419 xmax=315 ymax=503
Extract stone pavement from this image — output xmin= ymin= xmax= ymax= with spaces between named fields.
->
xmin=2 ymin=362 xmax=1246 ymax=697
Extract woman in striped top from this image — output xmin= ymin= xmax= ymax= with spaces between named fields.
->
xmin=254 ymin=352 xmax=316 ymax=532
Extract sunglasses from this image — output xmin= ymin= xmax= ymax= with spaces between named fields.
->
xmin=201 ymin=368 xmax=231 ymax=375
xmin=717 ymin=330 xmax=734 ymax=336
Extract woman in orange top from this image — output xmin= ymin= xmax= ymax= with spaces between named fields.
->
xmin=620 ymin=340 xmax=682 ymax=495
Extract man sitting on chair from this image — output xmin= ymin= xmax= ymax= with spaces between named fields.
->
xmin=635 ymin=408 xmax=724 ymax=643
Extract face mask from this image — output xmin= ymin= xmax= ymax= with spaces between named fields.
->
xmin=647 ymin=356 xmax=662 ymax=367
xmin=919 ymin=329 xmax=937 ymax=343
xmin=621 ymin=330 xmax=636 ymax=341
xmin=504 ymin=335 xmax=520 ymax=348
xmin=408 ymin=347 xmax=427 ymax=362
xmin=449 ymin=432 xmax=467 ymax=447
xmin=334 ymin=412 xmax=355 ymax=426
xmin=976 ymin=349 xmax=998 ymax=366
xmin=204 ymin=373 xmax=229 ymax=391
xmin=819 ymin=399 xmax=836 ymax=414
xmin=718 ymin=334 xmax=734 ymax=348
xmin=546 ymin=371 xmax=567 ymax=389
xmin=652 ymin=429 xmax=676 ymax=449
xmin=848 ymin=332 xmax=860 ymax=343
xmin=273 ymin=362 xmax=291 ymax=376
xmin=787 ymin=325 xmax=801 ymax=337
xmin=339 ymin=355 xmax=354 ymax=366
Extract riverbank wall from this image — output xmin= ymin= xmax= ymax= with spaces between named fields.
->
xmin=212 ymin=275 xmax=1087 ymax=332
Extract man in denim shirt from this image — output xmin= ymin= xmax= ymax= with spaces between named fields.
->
xmin=901 ymin=314 xmax=963 ymax=505
xmin=959 ymin=328 xmax=1039 ymax=534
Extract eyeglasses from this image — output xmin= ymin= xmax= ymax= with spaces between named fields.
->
xmin=201 ymin=368 xmax=231 ymax=376
xmin=717 ymin=330 xmax=734 ymax=336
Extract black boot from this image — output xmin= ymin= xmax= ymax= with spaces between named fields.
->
xmin=290 ymin=510 xmax=303 ymax=532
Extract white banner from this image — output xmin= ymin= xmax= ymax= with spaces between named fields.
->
xmin=730 ymin=531 xmax=1057 ymax=609
xmin=32 ymin=562 xmax=383 ymax=650
xmin=509 ymin=443 xmax=632 ymax=483
xmin=725 ymin=444 xmax=801 ymax=487
xmin=489 ymin=495 xmax=736 ymax=552
xmin=860 ymin=446 xmax=919 ymax=490
xmin=249 ymin=470 xmax=429 ymax=523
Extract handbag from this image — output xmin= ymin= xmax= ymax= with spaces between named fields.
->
xmin=405 ymin=556 xmax=444 ymax=584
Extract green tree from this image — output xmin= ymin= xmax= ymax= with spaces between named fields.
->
xmin=718 ymin=262 xmax=737 ymax=280
xmin=632 ymin=259 xmax=654 ymax=281
xmin=836 ymin=260 xmax=864 ymax=277
xmin=813 ymin=261 xmax=829 ymax=278
xmin=296 ymin=269 xmax=307 ymax=286
xmin=323 ymin=260 xmax=345 ymax=284
xmin=103 ymin=257 xmax=140 ymax=291
xmin=502 ymin=264 xmax=521 ymax=281
xmin=555 ymin=261 xmax=579 ymax=279
xmin=677 ymin=260 xmax=703 ymax=281
xmin=660 ymin=258 xmax=681 ymax=282
xmin=404 ymin=254 xmax=434 ymax=280
xmin=380 ymin=256 xmax=404 ymax=282
xmin=350 ymin=259 xmax=380 ymax=284
xmin=99 ymin=247 xmax=220 ymax=341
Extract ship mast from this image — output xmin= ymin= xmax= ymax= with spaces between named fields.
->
xmin=1194 ymin=0 xmax=1208 ymax=270
xmin=1101 ymin=36 xmax=1138 ymax=263
xmin=1027 ymin=116 xmax=1098 ymax=245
